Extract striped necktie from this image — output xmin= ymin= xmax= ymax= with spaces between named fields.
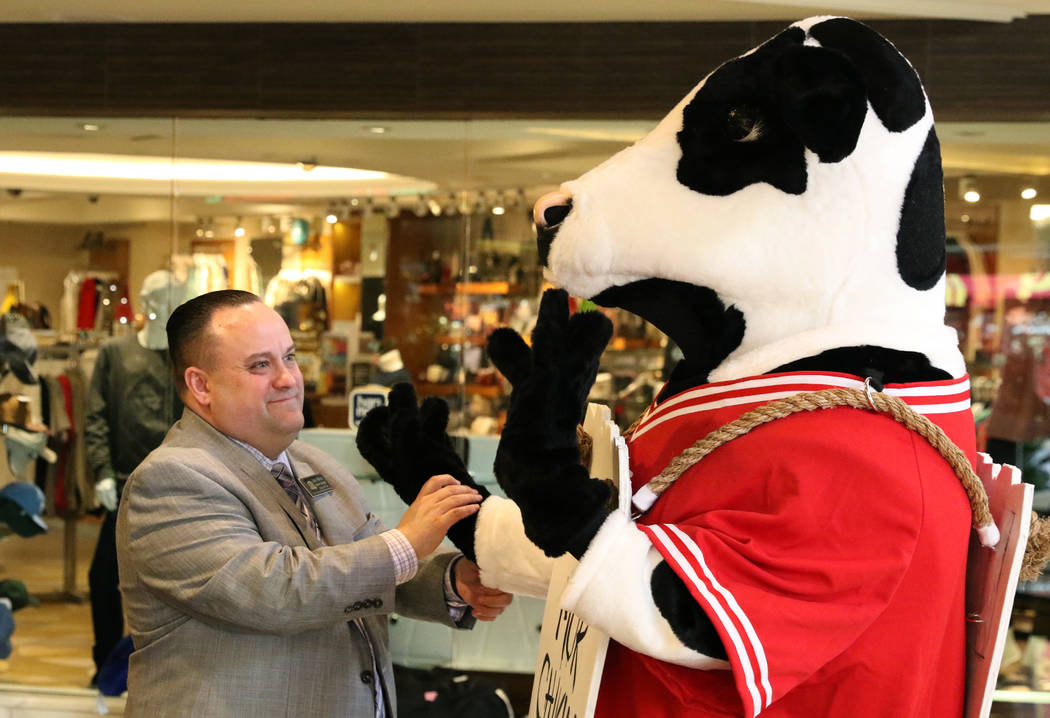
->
xmin=271 ymin=465 xmax=323 ymax=544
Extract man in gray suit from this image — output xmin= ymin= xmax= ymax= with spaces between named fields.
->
xmin=116 ymin=290 xmax=511 ymax=717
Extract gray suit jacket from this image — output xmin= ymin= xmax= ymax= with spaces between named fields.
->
xmin=116 ymin=408 xmax=465 ymax=718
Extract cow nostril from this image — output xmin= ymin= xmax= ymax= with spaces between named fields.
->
xmin=542 ymin=202 xmax=572 ymax=228
xmin=533 ymin=192 xmax=573 ymax=267
xmin=533 ymin=190 xmax=574 ymax=228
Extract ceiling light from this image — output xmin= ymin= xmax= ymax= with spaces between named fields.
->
xmin=79 ymin=123 xmax=101 ymax=132
xmin=959 ymin=177 xmax=980 ymax=203
xmin=414 ymin=194 xmax=429 ymax=217
xmin=367 ymin=126 xmax=389 ymax=135
xmin=442 ymin=194 xmax=458 ymax=217
xmin=325 ymin=207 xmax=338 ymax=224
xmin=1030 ymin=205 xmax=1050 ymax=221
xmin=234 ymin=217 xmax=246 ymax=237
xmin=0 ymin=152 xmax=389 ymax=185
xmin=1022 ymin=187 xmax=1038 ymax=200
xmin=491 ymin=192 xmax=506 ymax=216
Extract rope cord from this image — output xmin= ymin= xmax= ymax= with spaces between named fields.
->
xmin=640 ymin=385 xmax=994 ymax=530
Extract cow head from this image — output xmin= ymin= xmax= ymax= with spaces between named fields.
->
xmin=535 ymin=17 xmax=965 ymax=386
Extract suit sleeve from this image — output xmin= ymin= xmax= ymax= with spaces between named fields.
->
xmin=302 ymin=445 xmax=466 ymax=629
xmin=395 ymin=548 xmax=467 ymax=628
xmin=118 ymin=455 xmax=402 ymax=635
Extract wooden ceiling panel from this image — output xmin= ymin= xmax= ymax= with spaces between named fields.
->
xmin=0 ymin=18 xmax=1048 ymax=120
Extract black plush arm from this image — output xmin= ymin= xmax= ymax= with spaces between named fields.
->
xmin=356 ymin=383 xmax=489 ymax=561
xmin=651 ymin=561 xmax=729 ymax=659
xmin=488 ymin=288 xmax=614 ymax=558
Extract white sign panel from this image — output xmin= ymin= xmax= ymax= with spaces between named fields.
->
xmin=529 ymin=403 xmax=630 ymax=718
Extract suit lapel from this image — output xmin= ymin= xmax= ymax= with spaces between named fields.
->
xmin=289 ymin=447 xmax=370 ymax=546
xmin=245 ymin=458 xmax=324 ymax=550
xmin=173 ymin=409 xmax=324 ymax=550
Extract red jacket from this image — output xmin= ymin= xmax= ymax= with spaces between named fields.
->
xmin=595 ymin=371 xmax=975 ymax=717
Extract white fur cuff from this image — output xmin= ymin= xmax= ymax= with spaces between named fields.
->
xmin=474 ymin=496 xmax=554 ymax=598
xmin=561 ymin=511 xmax=728 ymax=670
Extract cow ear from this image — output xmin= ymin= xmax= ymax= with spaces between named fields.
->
xmin=774 ymin=44 xmax=867 ymax=164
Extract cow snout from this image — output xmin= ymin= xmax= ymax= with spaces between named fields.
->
xmin=533 ymin=190 xmax=573 ymax=267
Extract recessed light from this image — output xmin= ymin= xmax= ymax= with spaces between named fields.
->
xmin=79 ymin=123 xmax=101 ymax=132
xmin=1022 ymin=187 xmax=1038 ymax=200
xmin=367 ymin=126 xmax=389 ymax=135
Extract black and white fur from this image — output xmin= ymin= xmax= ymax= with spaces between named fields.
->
xmin=476 ymin=16 xmax=966 ymax=667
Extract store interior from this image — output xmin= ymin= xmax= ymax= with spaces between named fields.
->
xmin=4 ymin=5 xmax=1050 ymax=717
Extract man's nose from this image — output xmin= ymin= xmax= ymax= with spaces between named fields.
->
xmin=533 ymin=190 xmax=573 ymax=267
xmin=273 ymin=361 xmax=297 ymax=388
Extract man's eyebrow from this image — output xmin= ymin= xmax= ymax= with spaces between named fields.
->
xmin=242 ymin=346 xmax=296 ymax=364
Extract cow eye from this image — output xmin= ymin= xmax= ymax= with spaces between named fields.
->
xmin=725 ymin=105 xmax=762 ymax=142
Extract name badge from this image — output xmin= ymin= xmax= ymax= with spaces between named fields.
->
xmin=298 ymin=474 xmax=334 ymax=497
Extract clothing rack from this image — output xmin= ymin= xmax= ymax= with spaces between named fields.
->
xmin=26 ymin=342 xmax=91 ymax=603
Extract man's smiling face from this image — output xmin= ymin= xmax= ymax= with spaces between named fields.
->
xmin=189 ymin=301 xmax=305 ymax=459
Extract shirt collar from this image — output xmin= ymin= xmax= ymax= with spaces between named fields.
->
xmin=227 ymin=436 xmax=293 ymax=478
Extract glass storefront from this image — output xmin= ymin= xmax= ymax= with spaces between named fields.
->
xmin=3 ymin=105 xmax=1050 ymax=715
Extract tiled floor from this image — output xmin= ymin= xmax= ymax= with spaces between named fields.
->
xmin=0 ymin=516 xmax=102 ymax=690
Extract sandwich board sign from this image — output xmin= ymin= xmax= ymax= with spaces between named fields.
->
xmin=964 ymin=453 xmax=1033 ymax=718
xmin=530 ymin=403 xmax=630 ymax=718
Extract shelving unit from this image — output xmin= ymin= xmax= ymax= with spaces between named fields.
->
xmin=416 ymin=381 xmax=503 ymax=399
xmin=417 ymin=281 xmax=524 ymax=296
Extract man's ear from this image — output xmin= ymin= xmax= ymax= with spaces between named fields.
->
xmin=184 ymin=367 xmax=211 ymax=408
xmin=774 ymin=44 xmax=867 ymax=163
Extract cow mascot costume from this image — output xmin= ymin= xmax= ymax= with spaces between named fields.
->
xmin=359 ymin=16 xmax=1025 ymax=717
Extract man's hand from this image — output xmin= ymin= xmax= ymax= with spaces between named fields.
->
xmin=454 ymin=558 xmax=513 ymax=622
xmin=95 ymin=477 xmax=118 ymax=512
xmin=396 ymin=474 xmax=482 ymax=559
